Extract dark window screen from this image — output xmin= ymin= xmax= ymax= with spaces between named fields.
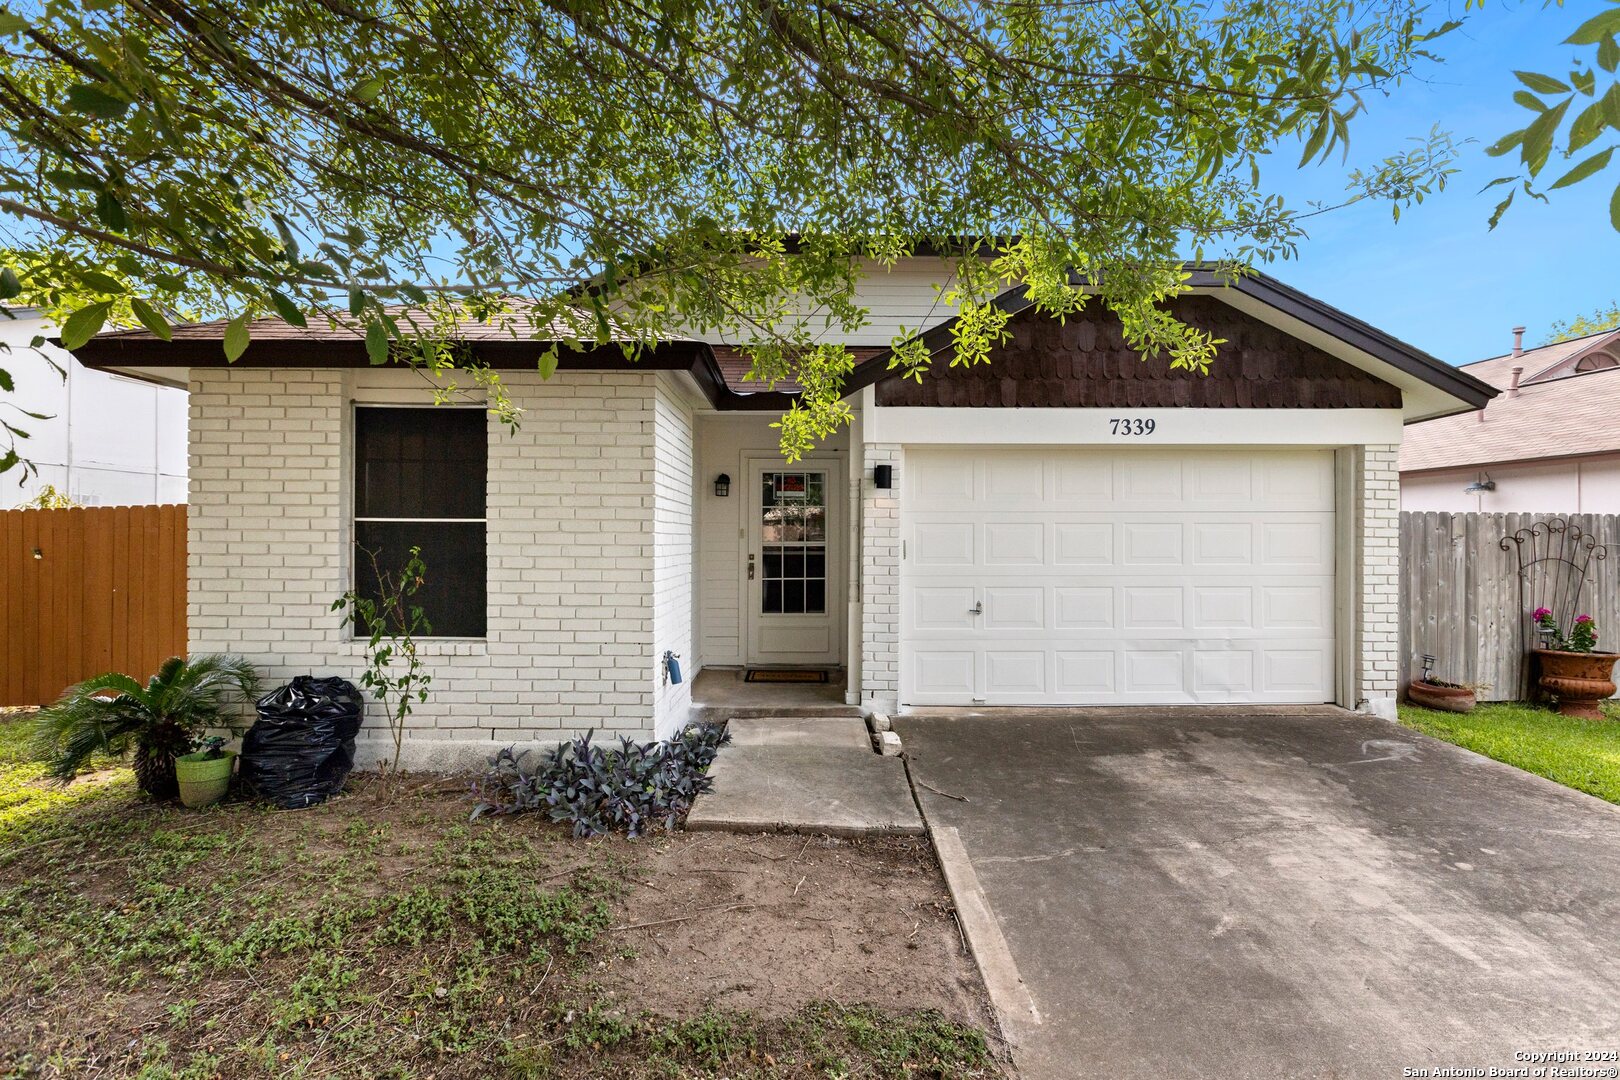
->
xmin=353 ymin=408 xmax=487 ymax=637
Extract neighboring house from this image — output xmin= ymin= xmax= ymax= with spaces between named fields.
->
xmin=1401 ymin=327 xmax=1620 ymax=513
xmin=72 ymin=263 xmax=1494 ymax=767
xmin=4 ymin=309 xmax=187 ymax=506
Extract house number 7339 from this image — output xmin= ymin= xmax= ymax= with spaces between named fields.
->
xmin=1108 ymin=418 xmax=1156 ymax=436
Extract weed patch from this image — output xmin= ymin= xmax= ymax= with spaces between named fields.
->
xmin=0 ymin=712 xmax=1002 ymax=1078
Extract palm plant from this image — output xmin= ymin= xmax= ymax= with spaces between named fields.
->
xmin=32 ymin=655 xmax=261 ymax=800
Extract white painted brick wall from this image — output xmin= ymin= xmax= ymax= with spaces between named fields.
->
xmin=187 ymin=367 xmax=664 ymax=770
xmin=651 ymin=374 xmax=695 ymax=738
xmin=860 ymin=443 xmax=901 ymax=713
xmin=1356 ymin=443 xmax=1401 ymax=719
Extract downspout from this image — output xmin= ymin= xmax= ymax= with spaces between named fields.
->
xmin=846 ymin=390 xmax=865 ymax=708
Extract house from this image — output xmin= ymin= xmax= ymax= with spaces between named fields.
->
xmin=72 ymin=263 xmax=1495 ymax=767
xmin=5 ymin=309 xmax=187 ymax=506
xmin=1401 ymin=326 xmax=1620 ymax=512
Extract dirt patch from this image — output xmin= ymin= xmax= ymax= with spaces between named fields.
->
xmin=590 ymin=831 xmax=991 ymax=1025
xmin=0 ymin=760 xmax=1005 ymax=1078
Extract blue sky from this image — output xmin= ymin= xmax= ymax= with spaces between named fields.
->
xmin=1260 ymin=0 xmax=1617 ymax=366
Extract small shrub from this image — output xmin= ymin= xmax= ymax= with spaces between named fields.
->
xmin=471 ymin=724 xmax=730 ymax=838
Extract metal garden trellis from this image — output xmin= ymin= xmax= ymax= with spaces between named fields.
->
xmin=1500 ymin=517 xmax=1609 ymax=699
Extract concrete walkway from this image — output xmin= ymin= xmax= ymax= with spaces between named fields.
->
xmin=686 ymin=716 xmax=924 ymax=836
xmin=898 ymin=707 xmax=1620 ymax=1080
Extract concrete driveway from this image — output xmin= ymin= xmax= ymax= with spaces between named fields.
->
xmin=896 ymin=707 xmax=1620 ymax=1080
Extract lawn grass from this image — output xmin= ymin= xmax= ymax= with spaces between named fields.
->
xmin=0 ymin=711 xmax=1000 ymax=1079
xmin=1396 ymin=700 xmax=1620 ymax=804
xmin=0 ymin=707 xmax=131 ymax=842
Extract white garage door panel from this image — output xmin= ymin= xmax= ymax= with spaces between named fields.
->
xmin=902 ymin=449 xmax=1336 ymax=706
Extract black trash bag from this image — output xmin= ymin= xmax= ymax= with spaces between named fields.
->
xmin=241 ymin=676 xmax=365 ymax=809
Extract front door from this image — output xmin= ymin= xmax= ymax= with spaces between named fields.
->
xmin=746 ymin=460 xmax=841 ymax=666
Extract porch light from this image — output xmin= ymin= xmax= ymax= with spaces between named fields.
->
xmin=1463 ymin=475 xmax=1496 ymax=494
xmin=873 ymin=464 xmax=892 ymax=490
xmin=714 ymin=473 xmax=730 ymax=497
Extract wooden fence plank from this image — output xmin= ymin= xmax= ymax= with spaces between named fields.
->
xmin=1 ymin=504 xmax=187 ymax=706
xmin=1400 ymin=511 xmax=1620 ymax=701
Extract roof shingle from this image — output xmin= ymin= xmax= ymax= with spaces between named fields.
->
xmin=1400 ymin=330 xmax=1620 ymax=472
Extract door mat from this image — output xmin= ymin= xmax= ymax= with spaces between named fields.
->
xmin=744 ymin=669 xmax=831 ymax=684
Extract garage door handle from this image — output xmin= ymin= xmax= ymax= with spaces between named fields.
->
xmin=969 ymin=601 xmax=983 ymax=615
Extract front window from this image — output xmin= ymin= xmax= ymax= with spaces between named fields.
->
xmin=353 ymin=406 xmax=487 ymax=637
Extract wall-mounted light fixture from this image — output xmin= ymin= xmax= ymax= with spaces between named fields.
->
xmin=714 ymin=473 xmax=730 ymax=497
xmin=1463 ymin=474 xmax=1496 ymax=494
xmin=31 ymin=547 xmax=42 ymax=560
xmin=873 ymin=464 xmax=893 ymax=490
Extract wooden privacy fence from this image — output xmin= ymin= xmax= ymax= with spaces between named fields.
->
xmin=1 ymin=504 xmax=187 ymax=706
xmin=1400 ymin=512 xmax=1620 ymax=702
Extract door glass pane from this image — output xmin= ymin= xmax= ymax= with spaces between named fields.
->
xmin=759 ymin=470 xmax=828 ymax=616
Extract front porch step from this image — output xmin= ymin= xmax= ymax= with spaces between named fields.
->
xmin=691 ymin=702 xmax=863 ymax=725
xmin=686 ymin=717 xmax=924 ymax=836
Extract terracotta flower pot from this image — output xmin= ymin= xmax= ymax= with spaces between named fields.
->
xmin=1407 ymin=679 xmax=1475 ymax=713
xmin=1533 ymin=649 xmax=1619 ymax=720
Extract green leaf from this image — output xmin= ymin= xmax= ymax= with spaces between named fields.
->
xmin=537 ymin=345 xmax=559 ymax=379
xmin=1603 ymin=83 xmax=1620 ymax=128
xmin=223 ymin=313 xmax=250 ymax=362
xmin=1484 ymin=129 xmax=1525 ymax=158
xmin=1488 ymin=188 xmax=1516 ymax=231
xmin=1522 ymin=96 xmax=1573 ymax=173
xmin=79 ymin=270 xmax=124 ymax=294
xmin=1602 ymin=36 xmax=1620 ymax=74
xmin=271 ymin=214 xmax=300 ymax=260
xmin=1513 ymin=90 xmax=1549 ymax=114
xmin=59 ymin=301 xmax=112 ymax=350
xmin=353 ymin=77 xmax=385 ymax=101
xmin=1567 ymin=9 xmax=1620 ymax=46
xmin=43 ymin=170 xmax=103 ymax=192
xmin=1610 ymin=181 xmax=1620 ymax=231
xmin=0 ymin=268 xmax=21 ymax=300
xmin=0 ymin=368 xmax=12 ymax=392
xmin=0 ymin=13 xmax=30 ymax=34
xmin=365 ymin=320 xmax=389 ymax=365
xmin=269 ymin=290 xmax=307 ymax=328
xmin=1516 ymin=71 xmax=1572 ymax=95
xmin=94 ymin=190 xmax=127 ymax=231
xmin=129 ymin=298 xmax=171 ymax=340
xmin=348 ymin=288 xmax=365 ymax=317
xmin=1551 ymin=147 xmax=1615 ymax=189
xmin=1571 ymin=100 xmax=1606 ymax=152
xmin=65 ymin=83 xmax=130 ymax=119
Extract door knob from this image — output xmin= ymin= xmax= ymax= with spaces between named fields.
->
xmin=969 ymin=600 xmax=983 ymax=615
xmin=748 ymin=554 xmax=755 ymax=581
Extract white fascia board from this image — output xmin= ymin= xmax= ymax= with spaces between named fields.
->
xmin=865 ymin=406 xmax=1403 ymax=447
xmin=101 ymin=364 xmax=190 ymax=390
xmin=1193 ymin=286 xmax=1468 ymax=423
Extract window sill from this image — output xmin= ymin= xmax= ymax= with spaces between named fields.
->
xmin=344 ymin=638 xmax=488 ymax=658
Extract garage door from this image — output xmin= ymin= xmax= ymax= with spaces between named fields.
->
xmin=901 ymin=448 xmax=1336 ymax=706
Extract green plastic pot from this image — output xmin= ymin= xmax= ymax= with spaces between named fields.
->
xmin=174 ymin=750 xmax=236 ymax=808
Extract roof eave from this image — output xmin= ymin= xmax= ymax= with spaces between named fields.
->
xmin=71 ymin=332 xmax=803 ymax=413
